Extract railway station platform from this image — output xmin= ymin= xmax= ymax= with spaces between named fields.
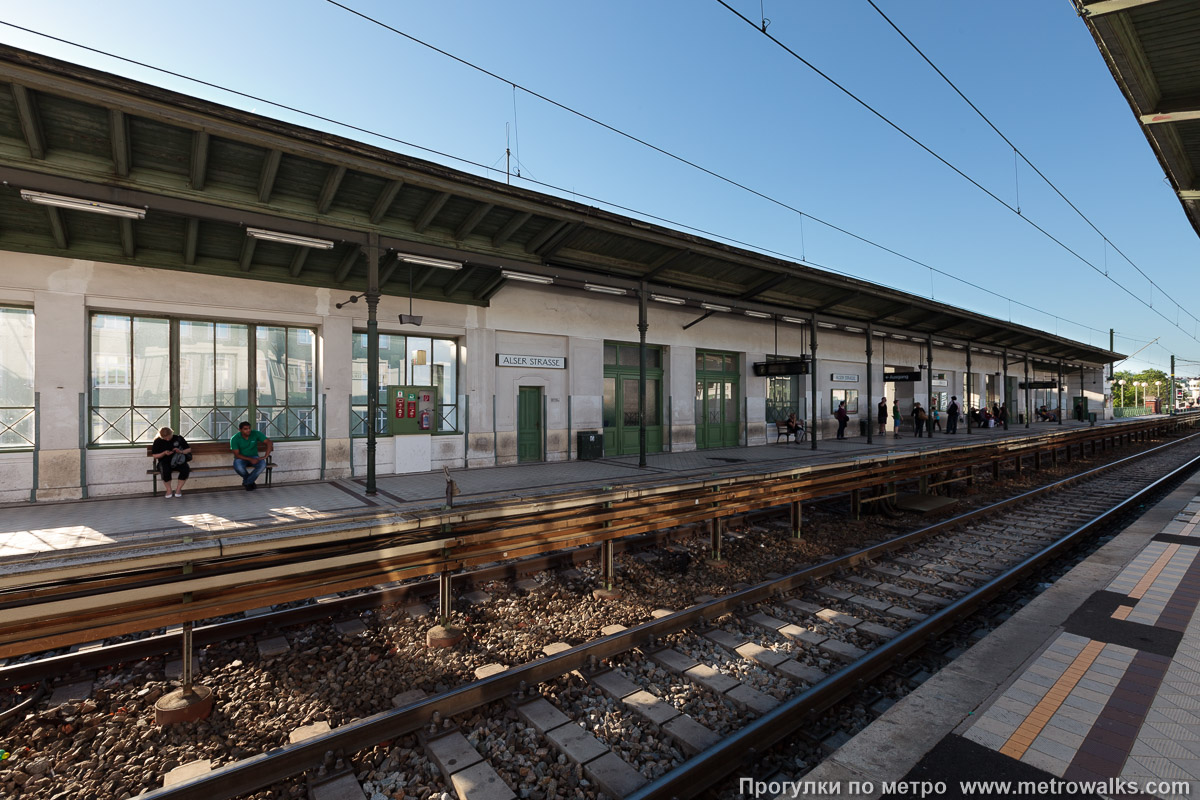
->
xmin=0 ymin=416 xmax=1168 ymax=565
xmin=804 ymin=450 xmax=1200 ymax=798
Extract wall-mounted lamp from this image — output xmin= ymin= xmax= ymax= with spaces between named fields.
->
xmin=21 ymin=189 xmax=146 ymax=219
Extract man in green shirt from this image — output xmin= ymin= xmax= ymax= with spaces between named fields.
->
xmin=230 ymin=421 xmax=272 ymax=490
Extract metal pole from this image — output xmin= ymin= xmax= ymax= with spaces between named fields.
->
xmin=365 ymin=232 xmax=380 ymax=495
xmin=810 ymin=315 xmax=819 ymax=450
xmin=926 ymin=337 xmax=934 ymax=437
xmin=865 ymin=326 xmax=873 ymax=445
xmin=1058 ymin=360 xmax=1064 ymax=426
xmin=966 ymin=345 xmax=973 ymax=434
xmin=638 ymin=283 xmax=648 ymax=468
xmin=1024 ymin=356 xmax=1031 ymax=429
xmin=1171 ymin=355 xmax=1176 ymax=415
xmin=1002 ymin=348 xmax=1009 ymax=430
xmin=1109 ymin=328 xmax=1115 ymax=381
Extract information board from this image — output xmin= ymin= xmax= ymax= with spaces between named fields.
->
xmin=387 ymin=385 xmax=436 ymax=435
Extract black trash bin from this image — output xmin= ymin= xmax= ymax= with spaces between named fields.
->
xmin=858 ymin=419 xmax=868 ymax=437
xmin=577 ymin=431 xmax=603 ymax=460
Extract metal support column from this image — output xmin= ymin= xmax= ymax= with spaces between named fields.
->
xmin=1171 ymin=355 xmax=1176 ymax=415
xmin=926 ymin=337 xmax=934 ymax=437
xmin=1058 ymin=360 xmax=1064 ymax=426
xmin=365 ymin=232 xmax=380 ymax=495
xmin=638 ymin=282 xmax=648 ymax=468
xmin=1002 ymin=348 xmax=1009 ymax=429
xmin=966 ymin=345 xmax=973 ymax=434
xmin=1024 ymin=355 xmax=1031 ymax=429
xmin=865 ymin=326 xmax=873 ymax=444
xmin=810 ymin=315 xmax=819 ymax=450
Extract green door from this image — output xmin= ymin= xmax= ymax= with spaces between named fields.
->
xmin=695 ymin=350 xmax=739 ymax=449
xmin=517 ymin=386 xmax=542 ymax=462
xmin=602 ymin=343 xmax=664 ymax=456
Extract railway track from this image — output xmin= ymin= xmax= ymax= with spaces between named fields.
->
xmin=88 ymin=427 xmax=1200 ymax=800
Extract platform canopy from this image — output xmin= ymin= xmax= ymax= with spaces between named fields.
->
xmin=0 ymin=45 xmax=1119 ymax=366
xmin=1077 ymin=0 xmax=1200 ymax=239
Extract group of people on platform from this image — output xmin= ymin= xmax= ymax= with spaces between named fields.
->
xmin=824 ymin=395 xmax=1015 ymax=440
xmin=150 ymin=422 xmax=273 ymax=497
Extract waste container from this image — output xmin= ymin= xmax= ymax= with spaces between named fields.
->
xmin=1089 ymin=412 xmax=1097 ymax=426
xmin=858 ymin=419 xmax=868 ymax=437
xmin=577 ymin=431 xmax=603 ymax=460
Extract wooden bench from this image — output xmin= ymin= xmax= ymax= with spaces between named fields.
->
xmin=776 ymin=420 xmax=805 ymax=443
xmin=147 ymin=441 xmax=274 ymax=496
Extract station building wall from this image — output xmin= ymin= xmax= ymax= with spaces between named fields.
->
xmin=0 ymin=252 xmax=1110 ymax=501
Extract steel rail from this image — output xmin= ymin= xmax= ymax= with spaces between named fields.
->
xmin=137 ymin=430 xmax=1200 ymax=800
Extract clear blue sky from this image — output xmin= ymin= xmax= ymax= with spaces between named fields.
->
xmin=2 ymin=0 xmax=1197 ymax=375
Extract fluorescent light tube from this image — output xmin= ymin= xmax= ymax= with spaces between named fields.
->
xmin=20 ymin=189 xmax=145 ymax=219
xmin=700 ymin=302 xmax=731 ymax=313
xmin=651 ymin=294 xmax=685 ymax=305
xmin=744 ymin=310 xmax=771 ymax=319
xmin=844 ymin=326 xmax=864 ymax=333
xmin=817 ymin=322 xmax=838 ymax=329
xmin=584 ymin=283 xmax=627 ymax=295
xmin=399 ymin=254 xmax=462 ymax=270
xmin=780 ymin=316 xmax=807 ymax=324
xmin=245 ymin=227 xmax=334 ymax=249
xmin=501 ymin=270 xmax=554 ymax=284
xmin=891 ymin=334 xmax=908 ymax=340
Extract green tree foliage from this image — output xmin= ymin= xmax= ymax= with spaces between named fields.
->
xmin=1112 ymin=369 xmax=1169 ymax=407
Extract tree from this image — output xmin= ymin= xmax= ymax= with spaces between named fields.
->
xmin=1112 ymin=368 xmax=1168 ymax=407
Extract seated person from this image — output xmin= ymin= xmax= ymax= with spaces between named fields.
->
xmin=152 ymin=426 xmax=191 ymax=498
xmin=230 ymin=421 xmax=273 ymax=491
xmin=785 ymin=412 xmax=802 ymax=438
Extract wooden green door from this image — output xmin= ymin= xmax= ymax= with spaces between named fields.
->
xmin=695 ymin=350 xmax=739 ymax=449
xmin=517 ymin=386 xmax=542 ymax=462
xmin=602 ymin=343 xmax=664 ymax=456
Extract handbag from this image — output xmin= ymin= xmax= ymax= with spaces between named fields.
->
xmin=170 ymin=451 xmax=189 ymax=468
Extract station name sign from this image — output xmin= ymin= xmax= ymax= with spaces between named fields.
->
xmin=830 ymin=373 xmax=859 ymax=382
xmin=884 ymin=372 xmax=923 ymax=383
xmin=753 ymin=359 xmax=810 ymax=377
xmin=496 ymin=354 xmax=566 ymax=369
xmin=1019 ymin=380 xmax=1058 ymax=389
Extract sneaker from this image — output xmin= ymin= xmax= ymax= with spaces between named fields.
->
xmin=174 ymin=492 xmax=183 ymax=498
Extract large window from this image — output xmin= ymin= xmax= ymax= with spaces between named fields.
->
xmin=0 ymin=307 xmax=35 ymax=449
xmin=351 ymin=333 xmax=458 ymax=435
xmin=89 ymin=313 xmax=317 ymax=445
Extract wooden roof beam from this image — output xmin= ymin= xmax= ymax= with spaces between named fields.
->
xmin=869 ymin=300 xmax=912 ymax=323
xmin=644 ymin=249 xmax=687 ymax=280
xmin=413 ymin=191 xmax=450 ymax=234
xmin=738 ymin=273 xmax=787 ymax=300
xmin=443 ymin=264 xmax=478 ymax=296
xmin=257 ymin=149 xmax=282 ymax=204
xmin=190 ymin=131 xmax=209 ymax=191
xmin=288 ymin=248 xmax=308 ymax=278
xmin=378 ymin=253 xmax=402 ymax=287
xmin=334 ymin=245 xmax=361 ymax=283
xmin=492 ymin=211 xmax=532 ymax=247
xmin=119 ymin=218 xmax=135 ymax=258
xmin=11 ymin=84 xmax=45 ymax=160
xmin=238 ymin=238 xmax=255 ymax=272
xmin=369 ymin=179 xmax=404 ymax=224
xmin=412 ymin=265 xmax=437 ymax=293
xmin=455 ymin=202 xmax=493 ymax=240
xmin=814 ymin=290 xmax=859 ymax=312
xmin=109 ymin=110 xmax=130 ymax=178
xmin=45 ymin=206 xmax=66 ymax=249
xmin=184 ymin=218 xmax=198 ymax=265
xmin=530 ymin=221 xmax=578 ymax=257
xmin=475 ymin=271 xmax=506 ymax=302
xmin=316 ymin=165 xmax=345 ymax=214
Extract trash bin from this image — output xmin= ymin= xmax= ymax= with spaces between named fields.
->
xmin=1089 ymin=412 xmax=1097 ymax=426
xmin=577 ymin=431 xmax=603 ymax=460
xmin=858 ymin=419 xmax=868 ymax=437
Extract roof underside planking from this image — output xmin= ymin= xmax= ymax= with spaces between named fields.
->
xmin=1077 ymin=0 xmax=1200 ymax=238
xmin=0 ymin=44 xmax=1119 ymax=366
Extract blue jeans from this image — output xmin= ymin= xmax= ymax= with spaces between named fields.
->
xmin=233 ymin=457 xmax=266 ymax=486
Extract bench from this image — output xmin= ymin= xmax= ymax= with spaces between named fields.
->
xmin=147 ymin=441 xmax=274 ymax=496
xmin=776 ymin=420 xmax=805 ymax=443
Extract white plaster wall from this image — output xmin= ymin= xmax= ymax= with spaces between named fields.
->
xmin=0 ymin=452 xmax=33 ymax=503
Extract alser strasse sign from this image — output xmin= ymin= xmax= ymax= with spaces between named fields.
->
xmin=496 ymin=354 xmax=567 ymax=369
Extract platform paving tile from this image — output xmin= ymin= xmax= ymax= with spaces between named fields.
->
xmin=963 ymin=726 xmax=1008 ymax=751
xmin=585 ymin=751 xmax=647 ymax=797
xmin=591 ymin=670 xmax=641 ymax=699
xmin=1019 ymin=748 xmax=1068 ymax=778
xmin=448 ymin=761 xmax=517 ymax=800
xmin=683 ymin=663 xmax=741 ymax=694
xmin=663 ymin=714 xmax=721 ymax=755
xmin=425 ymin=732 xmax=484 ymax=775
xmin=545 ymin=721 xmax=610 ymax=765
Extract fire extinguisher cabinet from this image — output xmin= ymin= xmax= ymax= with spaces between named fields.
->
xmin=386 ymin=385 xmax=436 ymax=435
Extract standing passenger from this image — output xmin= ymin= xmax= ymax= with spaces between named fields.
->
xmin=877 ymin=397 xmax=888 ymax=435
xmin=912 ymin=402 xmax=927 ymax=437
xmin=892 ymin=399 xmax=903 ymax=439
xmin=835 ymin=401 xmax=849 ymax=440
xmin=946 ymin=396 xmax=960 ymax=434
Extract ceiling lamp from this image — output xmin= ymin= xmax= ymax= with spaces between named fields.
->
xmin=844 ymin=326 xmax=864 ymax=333
xmin=20 ymin=189 xmax=146 ymax=219
xmin=246 ymin=227 xmax=334 ymax=249
xmin=744 ymin=310 xmax=771 ymax=319
xmin=700 ymin=302 xmax=731 ymax=313
xmin=780 ymin=316 xmax=807 ymax=324
xmin=584 ymin=283 xmax=627 ymax=296
xmin=501 ymin=270 xmax=554 ymax=284
xmin=399 ymin=253 xmax=462 ymax=270
xmin=651 ymin=294 xmax=685 ymax=305
xmin=817 ymin=322 xmax=838 ymax=329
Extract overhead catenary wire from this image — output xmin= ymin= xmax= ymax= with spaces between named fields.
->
xmin=864 ymin=0 xmax=1200 ymax=331
xmin=0 ymin=18 xmax=1118 ymax=347
xmin=713 ymin=0 xmax=1200 ymax=349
